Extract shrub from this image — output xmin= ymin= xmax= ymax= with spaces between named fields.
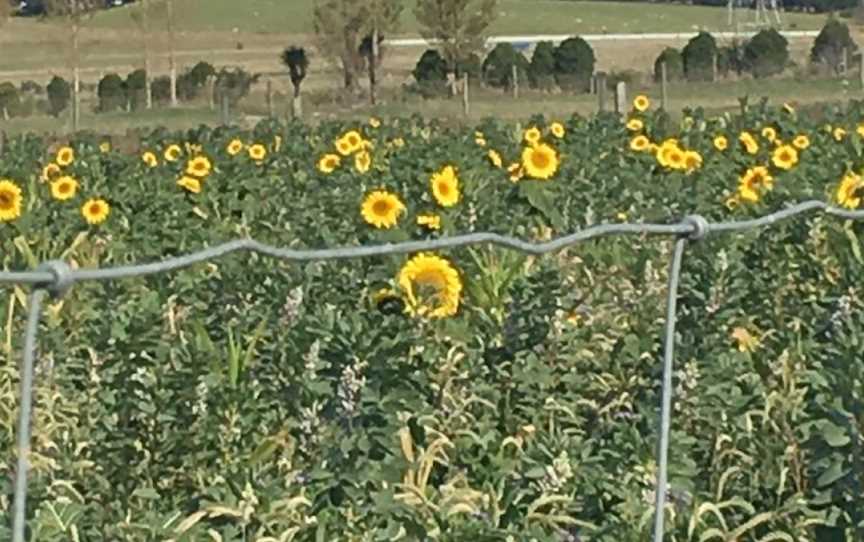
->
xmin=0 ymin=82 xmax=20 ymax=118
xmin=189 ymin=61 xmax=216 ymax=87
xmin=152 ymin=76 xmax=172 ymax=105
xmin=811 ymin=18 xmax=857 ymax=73
xmin=653 ymin=48 xmax=684 ymax=83
xmin=97 ymin=73 xmax=127 ymax=112
xmin=46 ymin=76 xmax=71 ymax=117
xmin=126 ymin=69 xmax=148 ymax=111
xmin=213 ymin=68 xmax=258 ymax=107
xmin=482 ymin=43 xmax=529 ymax=90
xmin=20 ymin=80 xmax=43 ymax=94
xmin=177 ymin=72 xmax=200 ymax=102
xmin=412 ymin=49 xmax=449 ymax=97
xmin=683 ymin=32 xmax=717 ymax=82
xmin=553 ymin=37 xmax=595 ymax=92
xmin=456 ymin=53 xmax=482 ymax=82
xmin=744 ymin=28 xmax=789 ymax=78
xmin=717 ymin=44 xmax=744 ymax=77
xmin=529 ymin=41 xmax=556 ymax=90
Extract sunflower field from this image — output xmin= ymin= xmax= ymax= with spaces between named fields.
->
xmin=1 ymin=97 xmax=864 ymax=541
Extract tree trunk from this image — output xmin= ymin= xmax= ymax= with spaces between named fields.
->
xmin=72 ymin=20 xmax=81 ymax=131
xmin=368 ymin=26 xmax=378 ymax=106
xmin=167 ymin=0 xmax=178 ymax=107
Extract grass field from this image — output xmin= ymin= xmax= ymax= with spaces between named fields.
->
xmin=86 ymin=0 xmax=826 ymax=35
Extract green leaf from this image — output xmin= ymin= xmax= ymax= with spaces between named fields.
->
xmin=822 ymin=422 xmax=851 ymax=447
xmin=519 ymin=182 xmax=565 ymax=230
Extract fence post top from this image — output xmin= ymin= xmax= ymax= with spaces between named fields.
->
xmin=682 ymin=214 xmax=710 ymax=241
xmin=36 ymin=260 xmax=74 ymax=298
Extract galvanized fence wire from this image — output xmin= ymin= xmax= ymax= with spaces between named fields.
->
xmin=4 ymin=200 xmax=864 ymax=542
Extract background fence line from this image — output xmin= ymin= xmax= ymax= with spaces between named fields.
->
xmin=4 ymin=200 xmax=864 ymax=541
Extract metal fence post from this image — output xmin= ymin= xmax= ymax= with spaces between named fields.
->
xmin=652 ymin=215 xmax=707 ymax=542
xmin=11 ymin=289 xmax=47 ymax=542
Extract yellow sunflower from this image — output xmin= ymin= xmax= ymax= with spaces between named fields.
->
xmin=771 ymin=145 xmax=798 ymax=170
xmin=725 ymin=195 xmax=741 ymax=211
xmin=361 ymin=190 xmax=406 ymax=229
xmin=164 ymin=144 xmax=182 ymax=162
xmin=177 ymin=176 xmax=202 ymax=194
xmin=227 ymin=139 xmax=244 ymax=156
xmin=521 ymin=143 xmax=559 ymax=180
xmin=0 ymin=180 xmax=24 ymax=222
xmin=81 ymin=198 xmax=110 ymax=225
xmin=99 ymin=141 xmax=111 ymax=153
xmin=369 ymin=117 xmax=381 ymax=128
xmin=398 ymin=253 xmax=462 ymax=319
xmin=666 ymin=146 xmax=686 ymax=171
xmin=248 ymin=144 xmax=267 ymax=162
xmin=417 ymin=213 xmax=442 ymax=230
xmin=857 ymin=123 xmax=864 ymax=138
xmin=633 ymin=95 xmax=650 ymax=112
xmin=488 ymin=149 xmax=503 ymax=168
xmin=738 ymin=166 xmax=773 ymax=203
xmin=50 ymin=175 xmax=78 ymax=201
xmin=630 ymin=135 xmax=651 ymax=152
xmin=56 ymin=146 xmax=75 ymax=167
xmin=684 ymin=151 xmax=702 ymax=173
xmin=392 ymin=137 xmax=405 ymax=149
xmin=317 ymin=153 xmax=341 ymax=174
xmin=739 ymin=132 xmax=759 ymax=155
xmin=761 ymin=126 xmax=777 ymax=143
xmin=731 ymin=327 xmax=760 ymax=353
xmin=507 ymin=162 xmax=524 ymax=183
xmin=41 ymin=163 xmax=61 ymax=182
xmin=342 ymin=130 xmax=364 ymax=153
xmin=837 ymin=173 xmax=864 ymax=209
xmin=355 ymin=151 xmax=372 ymax=173
xmin=186 ymin=156 xmax=212 ymax=178
xmin=626 ymin=118 xmax=644 ymax=132
xmin=834 ymin=127 xmax=847 ymax=142
xmin=713 ymin=135 xmax=728 ymax=152
xmin=793 ymin=135 xmax=810 ymax=150
xmin=142 ymin=151 xmax=158 ymax=168
xmin=431 ymin=166 xmax=460 ymax=207
xmin=475 ymin=135 xmax=487 ymax=147
xmin=335 ymin=137 xmax=353 ymax=156
xmin=550 ymin=122 xmax=566 ymax=139
xmin=524 ymin=126 xmax=542 ymax=145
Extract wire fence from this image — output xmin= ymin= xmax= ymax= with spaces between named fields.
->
xmin=3 ymin=199 xmax=864 ymax=541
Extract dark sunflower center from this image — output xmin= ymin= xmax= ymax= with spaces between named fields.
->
xmin=59 ymin=183 xmax=71 ymax=194
xmin=0 ymin=192 xmax=12 ymax=209
xmin=532 ymin=150 xmax=550 ymax=168
xmin=372 ymin=200 xmax=391 ymax=216
xmin=437 ymin=182 xmax=451 ymax=196
xmin=89 ymin=204 xmax=101 ymax=214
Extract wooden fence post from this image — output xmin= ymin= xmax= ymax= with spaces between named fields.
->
xmin=511 ymin=65 xmax=519 ymax=99
xmin=266 ymin=80 xmax=273 ymax=117
xmin=597 ymin=72 xmax=607 ymax=112
xmin=661 ymin=61 xmax=669 ymax=111
xmin=842 ymin=48 xmax=849 ymax=76
xmin=615 ymin=81 xmax=627 ymax=116
xmin=462 ymin=73 xmax=470 ymax=117
xmin=220 ymin=95 xmax=230 ymax=125
xmin=712 ymin=53 xmax=718 ymax=82
xmin=0 ymin=131 xmax=5 ymax=156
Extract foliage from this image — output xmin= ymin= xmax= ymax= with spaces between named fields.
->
xmin=744 ymin=28 xmax=790 ymax=78
xmin=683 ymin=31 xmax=717 ymax=82
xmin=213 ymin=67 xmax=258 ymax=107
xmin=312 ymin=0 xmax=401 ymax=91
xmin=717 ymin=43 xmax=744 ymax=78
xmin=96 ymin=73 xmax=126 ymax=112
xmin=189 ymin=61 xmax=217 ymax=87
xmin=654 ymin=47 xmax=684 ymax=83
xmin=46 ymin=75 xmax=71 ymax=117
xmin=2 ymin=106 xmax=864 ymax=540
xmin=0 ymin=82 xmax=20 ymax=118
xmin=125 ymin=69 xmax=148 ymax=111
xmin=553 ymin=36 xmax=595 ymax=93
xmin=414 ymin=0 xmax=497 ymax=75
xmin=529 ymin=41 xmax=557 ymax=91
xmin=482 ymin=43 xmax=529 ymax=90
xmin=811 ymin=18 xmax=857 ymax=74
xmin=412 ymin=49 xmax=450 ymax=98
xmin=282 ymin=46 xmax=310 ymax=97
xmin=151 ymin=75 xmax=172 ymax=105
